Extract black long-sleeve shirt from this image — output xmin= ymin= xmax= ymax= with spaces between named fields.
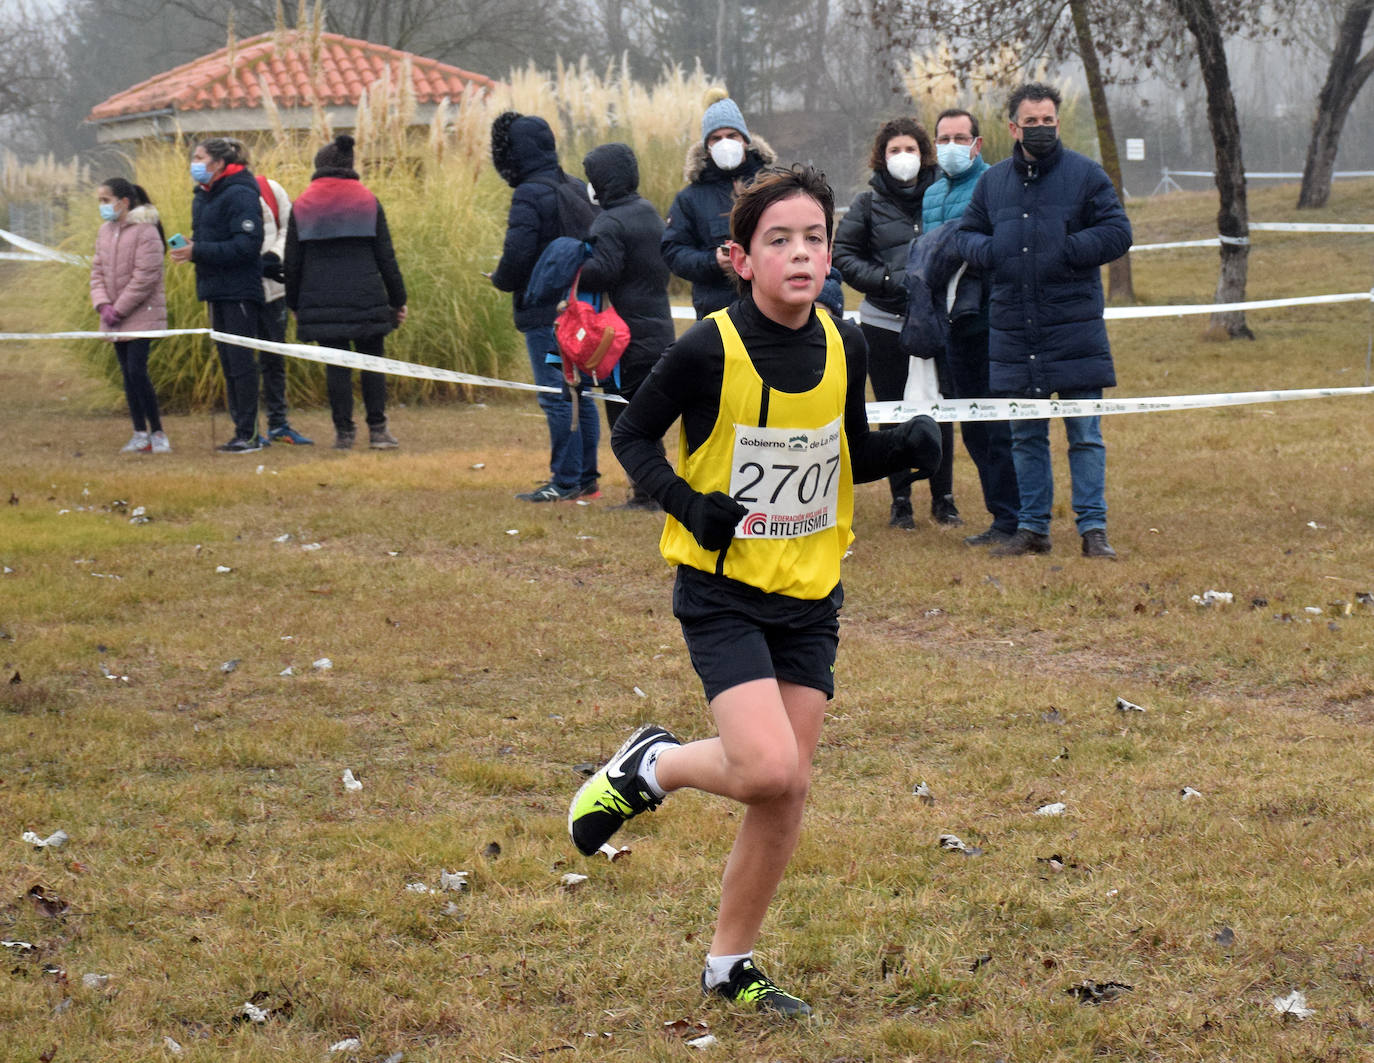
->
xmin=611 ymin=296 xmax=922 ymax=529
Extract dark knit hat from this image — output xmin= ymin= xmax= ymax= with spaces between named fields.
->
xmin=314 ymin=133 xmax=356 ymax=171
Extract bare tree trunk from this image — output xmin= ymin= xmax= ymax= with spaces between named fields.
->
xmin=1069 ymin=0 xmax=1134 ymax=304
xmin=1169 ymin=0 xmax=1253 ymax=339
xmin=805 ymin=0 xmax=829 ymax=112
xmin=1298 ymin=0 xmax=1374 ymax=210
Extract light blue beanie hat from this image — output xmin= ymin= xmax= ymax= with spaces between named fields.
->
xmin=701 ymin=89 xmax=750 ymax=144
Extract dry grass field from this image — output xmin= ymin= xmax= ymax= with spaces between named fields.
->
xmin=2 ymin=179 xmax=1373 ymax=1062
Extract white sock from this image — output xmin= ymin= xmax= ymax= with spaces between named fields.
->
xmin=637 ymin=741 xmax=675 ymax=799
xmin=703 ymin=952 xmax=751 ymax=988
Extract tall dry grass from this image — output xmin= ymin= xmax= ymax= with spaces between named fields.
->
xmin=900 ymin=46 xmax=1086 ymax=164
xmin=41 ymin=52 xmax=715 ymax=413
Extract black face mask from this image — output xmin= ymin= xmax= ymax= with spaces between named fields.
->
xmin=1020 ymin=125 xmax=1059 ymax=159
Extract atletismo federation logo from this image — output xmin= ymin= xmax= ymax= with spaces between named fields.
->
xmin=742 ymin=512 xmax=768 ymax=536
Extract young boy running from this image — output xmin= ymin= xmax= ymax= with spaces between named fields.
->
xmin=568 ymin=165 xmax=941 ymax=1017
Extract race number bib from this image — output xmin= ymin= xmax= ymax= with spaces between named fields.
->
xmin=728 ymin=417 xmax=843 ymax=539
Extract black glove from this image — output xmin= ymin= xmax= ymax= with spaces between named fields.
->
xmin=896 ymin=415 xmax=942 ymax=477
xmin=261 ymin=251 xmax=285 ymax=283
xmin=684 ymin=490 xmax=748 ymax=552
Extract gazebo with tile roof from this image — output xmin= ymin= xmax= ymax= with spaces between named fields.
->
xmin=86 ymin=30 xmax=496 ymax=143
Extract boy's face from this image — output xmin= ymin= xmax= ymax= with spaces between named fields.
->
xmin=729 ymin=192 xmax=831 ymax=328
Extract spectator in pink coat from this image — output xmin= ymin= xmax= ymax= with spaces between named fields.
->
xmin=90 ymin=178 xmax=171 ymax=453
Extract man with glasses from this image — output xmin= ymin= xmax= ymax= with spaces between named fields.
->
xmin=922 ymin=109 xmax=1020 ymax=549
xmin=956 ymin=83 xmax=1132 ymax=559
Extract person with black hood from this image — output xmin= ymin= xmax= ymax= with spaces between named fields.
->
xmin=579 ymin=142 xmax=676 ymax=510
xmin=662 ymin=89 xmax=777 ymax=320
xmin=833 ymin=117 xmax=960 ymax=531
xmin=284 ymin=133 xmax=408 ymax=450
xmin=490 ymin=111 xmax=602 ymax=502
xmin=168 ymin=136 xmax=268 ymax=452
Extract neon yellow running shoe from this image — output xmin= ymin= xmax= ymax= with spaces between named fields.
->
xmin=703 ymin=957 xmax=812 ymax=1018
xmin=567 ymin=724 xmax=678 ymax=856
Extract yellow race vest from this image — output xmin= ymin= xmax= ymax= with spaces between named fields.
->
xmin=660 ymin=308 xmax=854 ymax=599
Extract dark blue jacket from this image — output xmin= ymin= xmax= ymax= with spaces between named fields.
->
xmin=955 ymin=142 xmax=1131 ymax=396
xmin=661 ymin=137 xmax=775 ymax=318
xmin=490 ymin=114 xmax=593 ymax=331
xmin=190 ymin=166 xmax=264 ymax=304
xmin=579 ymin=142 xmax=675 ymax=370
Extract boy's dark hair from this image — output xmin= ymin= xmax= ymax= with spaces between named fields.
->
xmin=867 ymin=117 xmax=934 ymax=171
xmin=196 ymin=137 xmax=243 ymax=165
xmin=729 ymin=164 xmax=833 ymax=293
xmin=1007 ymin=82 xmax=1061 ymax=121
xmin=934 ymin=108 xmax=980 ymax=139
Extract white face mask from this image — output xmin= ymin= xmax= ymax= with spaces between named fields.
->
xmin=587 ymin=182 xmax=599 ymax=206
xmin=885 ymin=151 xmax=922 ymax=183
xmin=709 ymin=137 xmax=746 ymax=172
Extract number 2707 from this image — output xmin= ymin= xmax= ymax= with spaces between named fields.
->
xmin=734 ymin=456 xmax=840 ymax=505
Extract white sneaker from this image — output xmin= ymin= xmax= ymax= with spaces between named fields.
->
xmin=121 ymin=431 xmax=151 ymax=453
xmin=150 ymin=431 xmax=171 ymax=454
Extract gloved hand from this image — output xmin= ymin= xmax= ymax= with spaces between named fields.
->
xmin=261 ymin=251 xmax=285 ymax=283
xmin=684 ymin=490 xmax=748 ymax=551
xmin=98 ymin=304 xmax=121 ymax=329
xmin=895 ymin=414 xmax=941 ymax=477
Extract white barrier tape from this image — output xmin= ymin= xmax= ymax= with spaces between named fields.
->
xmin=0 ymin=325 xmax=627 ymax=402
xmin=2 ymin=328 xmax=1368 ymax=422
xmin=671 ymin=305 xmax=859 ymax=322
xmin=1135 ymin=221 xmax=1374 ymax=251
xmin=868 ymin=386 xmax=1374 ymax=424
xmin=1252 ymin=221 xmax=1374 ymax=233
xmin=1103 ymin=291 xmax=1371 ymax=319
xmin=0 ymin=251 xmax=48 ymax=262
xmin=0 ymin=227 xmax=89 ymax=267
xmin=1217 ymin=234 xmax=1250 ymax=246
xmin=1163 ymin=169 xmax=1374 ymax=179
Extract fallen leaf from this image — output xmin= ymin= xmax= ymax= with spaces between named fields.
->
xmin=912 ymin=781 xmax=935 ymax=805
xmin=1115 ymin=697 xmax=1146 ymax=713
xmin=328 ymin=1038 xmax=362 ymax=1052
xmin=312 ymin=658 xmax=333 ymax=671
xmin=22 ymin=829 xmax=68 ymax=850
xmin=561 ymin=873 xmax=589 ymax=889
xmin=1067 ymin=980 xmax=1132 ymax=1004
xmin=483 ymin=842 xmax=501 ymax=860
xmin=1273 ymin=989 xmax=1314 ymax=1019
xmin=1042 ymin=707 xmax=1064 ymax=724
xmin=220 ymin=659 xmax=239 ymax=674
xmin=938 ymin=833 xmax=982 ymax=856
xmin=1214 ymin=926 xmax=1235 ymax=947
xmin=440 ymin=870 xmax=469 ymax=892
xmin=1180 ymin=786 xmax=1203 ymax=800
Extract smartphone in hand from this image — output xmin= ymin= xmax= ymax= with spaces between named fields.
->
xmin=167 ymin=233 xmax=188 ymax=249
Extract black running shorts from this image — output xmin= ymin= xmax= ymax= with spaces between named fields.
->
xmin=672 ymin=566 xmax=843 ymax=702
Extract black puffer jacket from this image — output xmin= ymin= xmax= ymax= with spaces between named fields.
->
xmin=190 ymin=166 xmax=264 ymax=304
xmin=490 ymin=113 xmax=594 ymax=330
xmin=579 ymin=143 xmax=675 ymax=371
xmin=661 ymin=137 xmax=776 ymax=318
xmin=832 ymin=167 xmax=938 ymax=316
xmin=283 ymin=169 xmax=406 ymax=341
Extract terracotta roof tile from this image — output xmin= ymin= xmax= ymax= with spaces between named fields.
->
xmin=87 ymin=30 xmax=495 ymax=122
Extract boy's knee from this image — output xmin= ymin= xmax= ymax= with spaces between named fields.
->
xmin=735 ymin=754 xmax=804 ymax=804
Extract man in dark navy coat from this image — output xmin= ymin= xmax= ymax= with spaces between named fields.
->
xmin=956 ymin=82 xmax=1132 ymax=559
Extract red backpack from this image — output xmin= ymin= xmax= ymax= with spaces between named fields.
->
xmin=554 ymin=268 xmax=629 ymax=385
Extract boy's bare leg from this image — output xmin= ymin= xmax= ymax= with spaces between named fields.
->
xmin=653 ymin=678 xmax=826 ymax=956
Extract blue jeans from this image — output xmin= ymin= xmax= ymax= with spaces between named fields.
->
xmin=524 ymin=326 xmax=599 ymax=490
xmin=1008 ymin=388 xmax=1106 ymax=536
